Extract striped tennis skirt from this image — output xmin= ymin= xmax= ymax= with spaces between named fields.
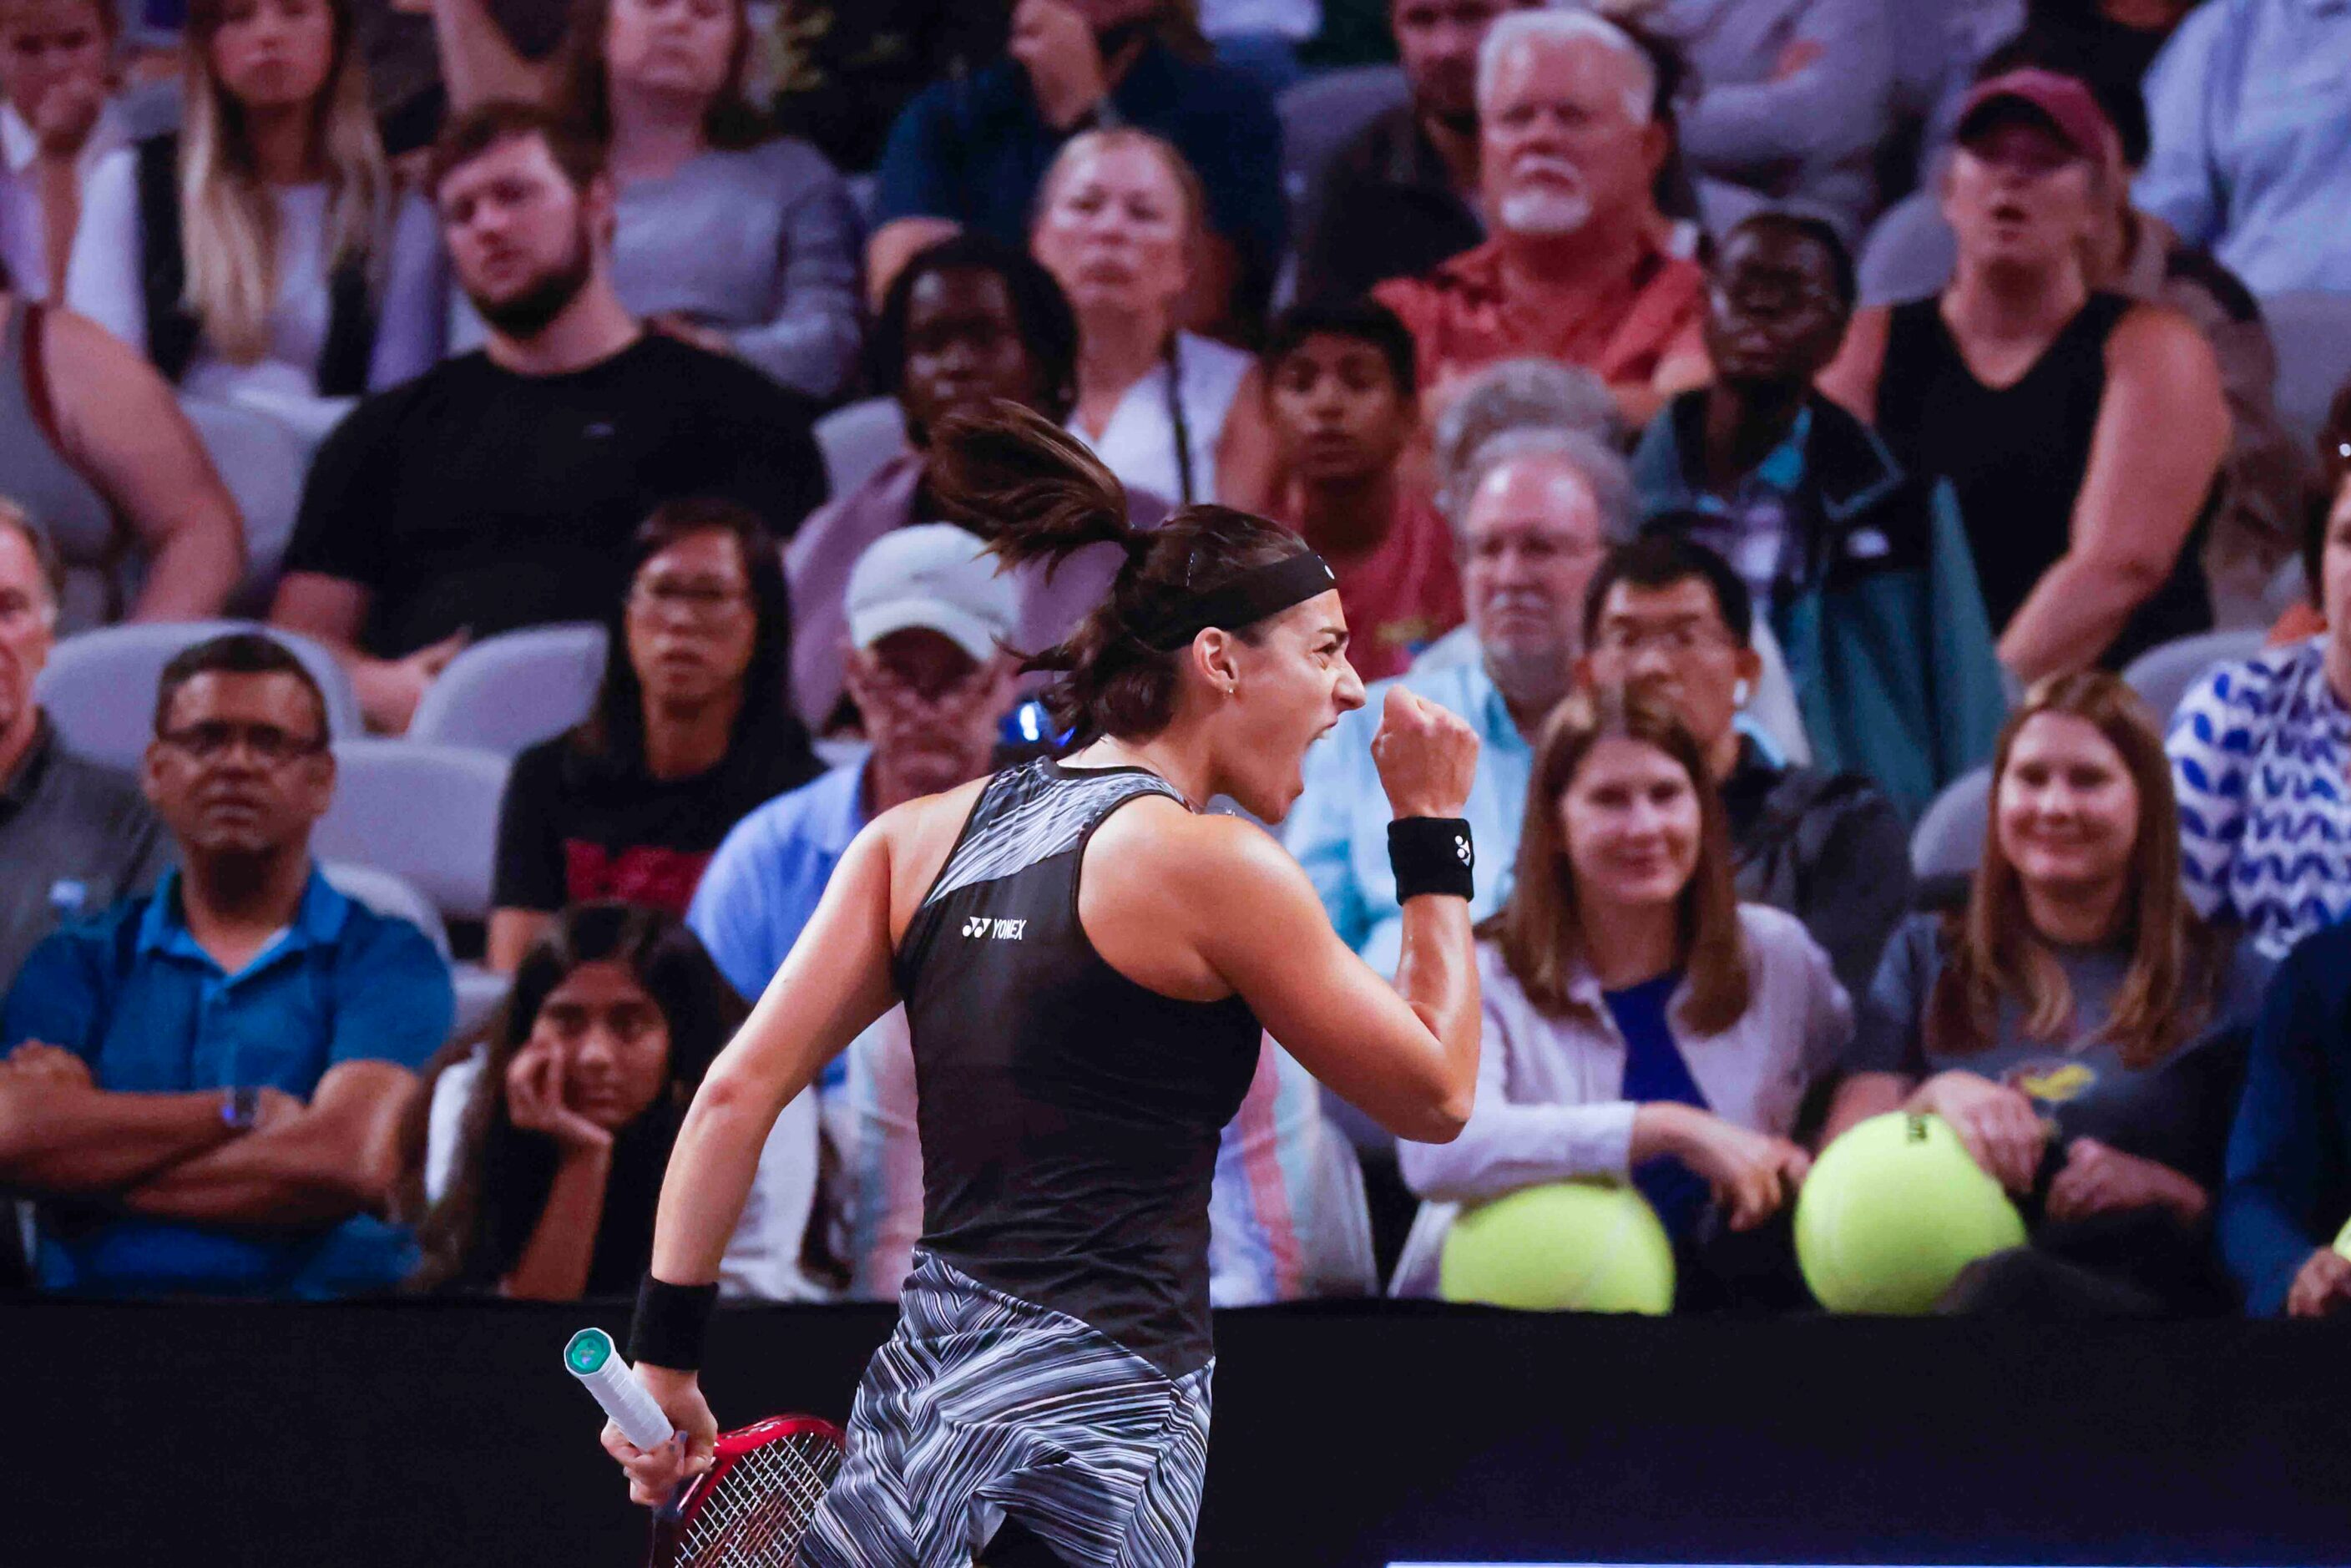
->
xmin=798 ymin=1251 xmax=1214 ymax=1568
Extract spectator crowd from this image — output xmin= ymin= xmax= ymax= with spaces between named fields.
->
xmin=3 ymin=0 xmax=2351 ymax=1323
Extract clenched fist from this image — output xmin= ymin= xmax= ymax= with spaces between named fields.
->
xmin=1371 ymin=685 xmax=1479 ymax=822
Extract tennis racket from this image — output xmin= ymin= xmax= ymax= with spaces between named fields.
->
xmin=565 ymin=1328 xmax=847 ymax=1568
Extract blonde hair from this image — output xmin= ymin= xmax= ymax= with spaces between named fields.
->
xmin=179 ymin=0 xmax=389 ymax=364
xmin=1034 ymin=127 xmax=1207 ymax=249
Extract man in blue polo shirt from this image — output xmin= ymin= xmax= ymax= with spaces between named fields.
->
xmin=0 ymin=632 xmax=452 ymax=1297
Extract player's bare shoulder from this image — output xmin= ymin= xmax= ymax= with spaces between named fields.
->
xmin=1086 ymin=796 xmax=1299 ymax=906
xmin=872 ymin=776 xmax=996 ymax=932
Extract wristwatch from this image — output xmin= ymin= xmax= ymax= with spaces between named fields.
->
xmin=220 ymin=1085 xmax=261 ymax=1132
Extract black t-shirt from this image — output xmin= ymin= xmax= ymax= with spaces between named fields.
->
xmin=284 ymin=336 xmax=827 ymax=657
xmin=493 ymin=731 xmax=822 ymax=917
xmin=1718 ymin=741 xmax=1914 ymax=1006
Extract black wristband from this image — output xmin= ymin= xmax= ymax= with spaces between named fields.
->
xmin=628 ymin=1275 xmax=719 ymax=1373
xmin=1389 ymin=817 xmax=1474 ymax=902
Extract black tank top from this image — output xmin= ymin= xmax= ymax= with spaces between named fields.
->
xmin=1876 ymin=292 xmax=2210 ymax=670
xmin=892 ymin=757 xmax=1262 ymax=1378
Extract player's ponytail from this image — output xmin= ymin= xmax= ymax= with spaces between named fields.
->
xmin=928 ymin=402 xmax=1318 ymax=745
xmin=928 ymin=402 xmax=1150 ymax=578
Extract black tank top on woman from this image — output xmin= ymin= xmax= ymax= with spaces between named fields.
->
xmin=1876 ymin=291 xmax=2211 ymax=670
xmin=892 ymin=758 xmax=1262 ymax=1378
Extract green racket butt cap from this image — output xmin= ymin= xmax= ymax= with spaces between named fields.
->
xmin=565 ymin=1327 xmax=616 ymax=1376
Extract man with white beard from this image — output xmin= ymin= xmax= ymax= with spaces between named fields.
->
xmin=1375 ymin=8 xmax=1710 ymax=429
xmin=1287 ymin=428 xmax=1626 ymax=978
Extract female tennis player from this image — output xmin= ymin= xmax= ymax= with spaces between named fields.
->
xmin=602 ymin=402 xmax=1483 ymax=1567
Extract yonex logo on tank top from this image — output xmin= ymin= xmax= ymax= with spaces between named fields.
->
xmin=960 ymin=916 xmax=1028 ymax=940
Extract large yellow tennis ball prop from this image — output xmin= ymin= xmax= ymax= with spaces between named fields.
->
xmin=2331 ymin=1214 xmax=2351 ymax=1261
xmin=1796 ymin=1111 xmax=2028 ymax=1313
xmin=1438 ymin=1181 xmax=1676 ymax=1313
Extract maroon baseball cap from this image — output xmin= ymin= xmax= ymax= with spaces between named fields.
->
xmin=1955 ymin=68 xmax=2116 ymax=163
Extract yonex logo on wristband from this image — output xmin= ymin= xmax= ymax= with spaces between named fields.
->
xmin=961 ymin=917 xmax=1028 ymax=940
xmin=1456 ymin=836 xmax=1472 ymax=864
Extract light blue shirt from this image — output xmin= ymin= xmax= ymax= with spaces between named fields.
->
xmin=1283 ymin=648 xmax=1534 ymax=978
xmin=2135 ymin=0 xmax=2351 ymax=293
xmin=687 ymin=757 xmax=867 ymax=1092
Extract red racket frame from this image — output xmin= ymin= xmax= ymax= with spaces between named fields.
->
xmin=648 ymin=1414 xmax=847 ymax=1568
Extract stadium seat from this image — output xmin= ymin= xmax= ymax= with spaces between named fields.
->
xmin=311 ymin=740 xmax=510 ymax=923
xmin=814 ymin=397 xmax=909 ymax=501
xmin=1855 ymin=190 xmax=1954 ymax=306
xmin=34 ymin=620 xmax=362 ymax=771
xmin=408 ymin=623 xmax=608 ymax=759
xmin=321 ymin=861 xmax=449 ymax=960
xmin=2263 ymin=291 xmax=2351 ymax=451
xmin=1910 ymin=765 xmax=1990 ymax=880
xmin=2121 ymin=627 xmax=2268 ymax=726
xmin=181 ymin=396 xmax=314 ymax=615
xmin=321 ymin=861 xmax=509 ymax=1035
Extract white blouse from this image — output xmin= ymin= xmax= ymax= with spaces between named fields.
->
xmin=1389 ymin=904 xmax=1852 ymax=1297
xmin=1069 ymin=328 xmax=1250 ymax=507
xmin=65 ymin=153 xmax=442 ymax=441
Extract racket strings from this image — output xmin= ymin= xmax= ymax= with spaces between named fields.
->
xmin=677 ymin=1433 xmax=843 ymax=1568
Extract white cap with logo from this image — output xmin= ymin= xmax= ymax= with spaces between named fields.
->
xmin=844 ymin=524 xmax=1021 ymax=662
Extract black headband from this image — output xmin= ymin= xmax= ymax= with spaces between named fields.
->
xmin=1140 ymin=552 xmax=1337 ymax=651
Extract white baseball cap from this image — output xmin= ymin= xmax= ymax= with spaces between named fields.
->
xmin=844 ymin=524 xmax=1020 ymax=663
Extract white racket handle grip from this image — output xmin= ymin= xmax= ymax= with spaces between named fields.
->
xmin=564 ymin=1328 xmax=676 ymax=1450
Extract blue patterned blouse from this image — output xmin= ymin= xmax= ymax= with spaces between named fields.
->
xmin=2168 ymin=637 xmax=2351 ymax=958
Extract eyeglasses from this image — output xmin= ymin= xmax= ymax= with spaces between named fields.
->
xmin=629 ymin=577 xmax=750 ymax=624
xmin=157 ymin=721 xmax=326 ymax=766
xmin=853 ymin=658 xmax=994 ymax=715
xmin=1593 ymin=622 xmax=1739 ymax=658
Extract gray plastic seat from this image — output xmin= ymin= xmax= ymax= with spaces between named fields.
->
xmin=2263 ymin=291 xmax=2351 ymax=450
xmin=813 ymin=397 xmax=909 ymax=502
xmin=320 ymin=859 xmax=508 ymax=1037
xmin=34 ymin=620 xmax=361 ymax=771
xmin=1910 ymin=765 xmax=1991 ymax=881
xmin=311 ymin=740 xmax=511 ymax=923
xmin=180 ymin=396 xmax=314 ymax=617
xmin=407 ymin=624 xmax=608 ymax=759
xmin=2121 ymin=628 xmax=2268 ymax=728
xmin=320 ymin=861 xmax=449 ymax=959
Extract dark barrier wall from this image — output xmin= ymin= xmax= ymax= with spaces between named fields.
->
xmin=8 ymin=1298 xmax=2350 ymax=1567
